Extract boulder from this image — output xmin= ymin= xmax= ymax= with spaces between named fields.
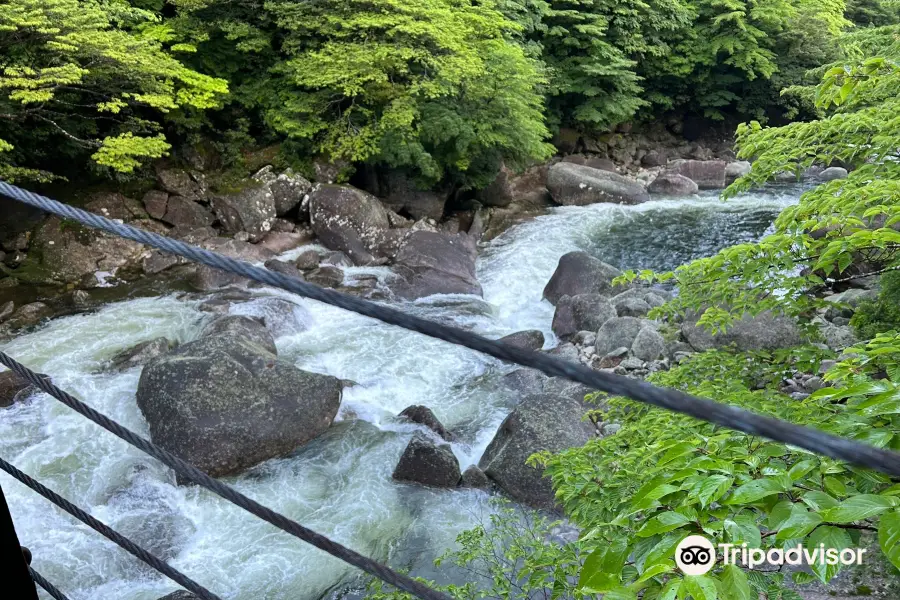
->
xmin=613 ymin=296 xmax=652 ymax=318
xmin=631 ymin=327 xmax=665 ymax=362
xmin=499 ymin=330 xmax=545 ymax=351
xmin=156 ymin=168 xmax=206 ymax=201
xmin=460 ymin=465 xmax=491 ymax=489
xmin=161 ymin=197 xmax=215 ymax=231
xmin=548 ymin=342 xmax=580 ymax=362
xmin=477 ymin=163 xmax=553 ymax=210
xmin=294 ymin=250 xmax=321 ymax=271
xmin=199 ymin=315 xmax=277 ymax=354
xmin=392 ymin=432 xmax=461 ymax=488
xmin=390 ymin=231 xmax=482 ymax=299
xmin=189 ymin=238 xmax=276 ymax=290
xmin=143 ymin=191 xmax=169 ymax=220
xmin=308 ymin=185 xmax=392 ymax=265
xmin=561 ymin=154 xmax=617 ymax=173
xmin=0 ymin=301 xmax=13 ymax=323
xmin=665 ymin=160 xmax=727 ymax=189
xmin=479 ymin=394 xmax=596 ymax=509
xmin=30 ymin=216 xmax=146 ymax=284
xmin=227 ymin=297 xmax=312 ymax=337
xmin=136 ymin=332 xmax=342 ymax=478
xmin=641 ymin=150 xmax=667 ymax=167
xmin=594 ymin=317 xmax=645 ymax=357
xmin=305 ymin=265 xmax=344 ymax=288
xmin=256 ymin=232 xmax=309 ymax=254
xmin=210 ymin=185 xmax=277 ymax=242
xmin=819 ymin=322 xmax=858 ymax=351
xmin=264 ymin=258 xmax=303 ymax=280
xmin=1 ymin=370 xmax=50 ymax=408
xmin=85 ymin=192 xmax=146 ymax=221
xmin=682 ymin=311 xmax=803 ymax=352
xmin=818 ymin=167 xmax=849 ymax=182
xmin=547 ymin=162 xmax=649 ymax=206
xmin=157 ymin=592 xmax=197 ymax=600
xmin=647 ymin=173 xmax=699 ymax=196
xmin=254 ymin=167 xmax=312 ymax=216
xmin=725 ymin=161 xmax=752 ymax=183
xmin=551 ymin=294 xmax=617 ymax=338
xmin=380 ymin=171 xmax=450 ymax=221
xmin=109 ymin=338 xmax=173 ymax=371
xmin=543 ymin=252 xmax=625 ymax=305
xmin=399 ymin=405 xmax=452 ymax=441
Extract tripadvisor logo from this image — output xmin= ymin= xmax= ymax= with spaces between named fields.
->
xmin=674 ymin=534 xmax=867 ymax=575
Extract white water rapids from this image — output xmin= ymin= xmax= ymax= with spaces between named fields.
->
xmin=0 ymin=188 xmax=802 ymax=599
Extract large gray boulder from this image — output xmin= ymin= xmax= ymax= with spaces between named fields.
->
xmin=1 ymin=370 xmax=50 ymax=408
xmin=725 ymin=161 xmax=752 ymax=183
xmin=479 ymin=394 xmax=596 ymax=509
xmin=157 ymin=593 xmax=197 ymax=600
xmin=595 ymin=317 xmax=645 ymax=357
xmin=647 ymin=173 xmax=699 ymax=196
xmin=135 ymin=324 xmax=342 ymax=478
xmin=308 ymin=184 xmax=393 ymax=265
xmin=253 ymin=166 xmax=312 ymax=216
xmin=665 ymin=160 xmax=727 ymax=189
xmin=499 ymin=330 xmax=545 ymax=351
xmin=210 ymin=185 xmax=277 ymax=242
xmin=109 ymin=338 xmax=173 ymax=372
xmin=399 ymin=405 xmax=452 ymax=441
xmin=681 ymin=311 xmax=803 ymax=352
xmin=392 ymin=432 xmax=461 ymax=488
xmin=380 ymin=171 xmax=451 ymax=221
xmin=199 ymin=315 xmax=277 ymax=354
xmin=162 ymin=197 xmax=215 ymax=231
xmin=818 ymin=167 xmax=848 ymax=182
xmin=547 ymin=162 xmax=649 ymax=206
xmin=476 ymin=163 xmax=552 ymax=209
xmin=543 ymin=252 xmax=626 ymax=305
xmin=155 ymin=168 xmax=206 ymax=202
xmin=631 ymin=327 xmax=665 ymax=362
xmin=390 ymin=231 xmax=482 ymax=299
xmin=551 ymin=294 xmax=617 ymax=339
xmin=189 ymin=238 xmax=275 ymax=290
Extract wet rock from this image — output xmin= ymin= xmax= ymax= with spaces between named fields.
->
xmin=157 ymin=592 xmax=197 ymax=600
xmin=200 ymin=315 xmax=277 ymax=355
xmin=257 ymin=232 xmax=310 ymax=254
xmin=228 ymin=297 xmax=312 ymax=337
xmin=161 ymin=197 xmax=215 ymax=231
xmin=4 ymin=302 xmax=53 ymax=329
xmin=294 ymin=250 xmax=321 ymax=271
xmin=392 ymin=432 xmax=461 ymax=488
xmin=109 ymin=338 xmax=173 ymax=371
xmin=543 ymin=252 xmax=625 ymax=305
xmin=189 ymin=238 xmax=276 ymax=291
xmin=547 ymin=162 xmax=649 ymax=206
xmin=647 ymin=173 xmax=699 ymax=196
xmin=499 ymin=330 xmax=545 ymax=351
xmin=254 ymin=167 xmax=312 ymax=217
xmin=551 ymin=294 xmax=617 ymax=338
xmin=818 ymin=167 xmax=848 ymax=182
xmin=271 ymin=219 xmax=295 ymax=233
xmin=30 ymin=216 xmax=146 ymax=285
xmin=136 ymin=330 xmax=342 ymax=478
xmin=460 ymin=465 xmax=491 ymax=490
xmin=390 ymin=231 xmax=482 ymax=300
xmin=0 ymin=301 xmax=13 ymax=323
xmin=210 ymin=184 xmax=277 ymax=242
xmin=321 ymin=251 xmax=353 ymax=267
xmin=665 ymin=160 xmax=727 ymax=189
xmin=399 ymin=405 xmax=452 ymax=441
xmin=85 ymin=192 xmax=147 ymax=221
xmin=308 ymin=184 xmax=391 ymax=265
xmin=631 ymin=327 xmax=665 ymax=362
xmin=613 ymin=296 xmax=652 ymax=317
xmin=0 ymin=370 xmax=50 ymax=408
xmin=142 ymin=191 xmax=169 ymax=220
xmin=479 ymin=393 xmax=596 ymax=510
xmin=156 ymin=168 xmax=205 ymax=201
xmin=305 ymin=265 xmax=344 ymax=288
xmin=682 ymin=311 xmax=803 ymax=352
xmin=380 ymin=170 xmax=451 ymax=221
xmin=725 ymin=161 xmax=752 ymax=183
xmin=594 ymin=317 xmax=645 ymax=357
xmin=264 ymin=259 xmax=303 ymax=280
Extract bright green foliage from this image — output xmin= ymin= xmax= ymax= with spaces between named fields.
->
xmin=0 ymin=0 xmax=228 ymax=180
xmin=261 ymin=0 xmax=553 ymax=187
xmin=618 ymin=24 xmax=900 ymax=333
xmin=366 ymin=504 xmax=584 ymax=600
xmin=538 ymin=338 xmax=900 ymax=598
xmin=850 ymin=271 xmax=900 ymax=339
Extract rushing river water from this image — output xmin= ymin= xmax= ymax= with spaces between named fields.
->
xmin=0 ymin=187 xmax=802 ymax=600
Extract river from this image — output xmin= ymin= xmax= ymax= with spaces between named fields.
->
xmin=0 ymin=186 xmax=802 ymax=599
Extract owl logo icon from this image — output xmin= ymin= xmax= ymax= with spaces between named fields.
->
xmin=675 ymin=535 xmax=716 ymax=575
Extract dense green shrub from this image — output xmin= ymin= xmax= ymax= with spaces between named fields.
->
xmin=851 ymin=272 xmax=900 ymax=340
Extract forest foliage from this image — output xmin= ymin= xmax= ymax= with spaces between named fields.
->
xmin=0 ymin=0 xmax=887 ymax=187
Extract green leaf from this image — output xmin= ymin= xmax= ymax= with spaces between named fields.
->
xmin=806 ymin=526 xmax=852 ymax=583
xmin=821 ymin=495 xmax=897 ymax=523
xmin=693 ymin=475 xmax=734 ymax=508
xmin=776 ymin=505 xmax=823 ymax=541
xmin=638 ymin=512 xmax=693 ymax=538
xmin=681 ymin=575 xmax=718 ymax=600
xmin=878 ymin=509 xmax=900 ymax=570
xmin=728 ymin=476 xmax=790 ymax=504
xmin=719 ymin=565 xmax=751 ymax=600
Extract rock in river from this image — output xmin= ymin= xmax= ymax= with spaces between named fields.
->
xmin=392 ymin=432 xmax=461 ymax=488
